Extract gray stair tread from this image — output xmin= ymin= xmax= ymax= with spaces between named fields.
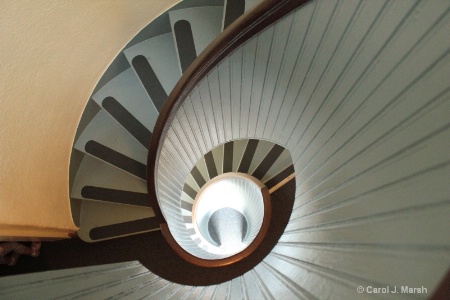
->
xmin=245 ymin=0 xmax=263 ymax=11
xmin=74 ymin=110 xmax=147 ymax=164
xmin=71 ymin=155 xmax=146 ymax=201
xmin=78 ymin=200 xmax=155 ymax=243
xmin=169 ymin=6 xmax=224 ymax=70
xmin=124 ymin=32 xmax=182 ymax=95
xmin=92 ymin=68 xmax=159 ymax=132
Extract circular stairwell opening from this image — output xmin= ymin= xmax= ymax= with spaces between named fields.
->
xmin=192 ymin=173 xmax=265 ymax=257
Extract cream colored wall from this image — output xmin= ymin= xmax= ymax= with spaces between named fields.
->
xmin=0 ymin=0 xmax=179 ymax=240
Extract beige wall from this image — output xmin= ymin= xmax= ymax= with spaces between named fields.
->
xmin=0 ymin=0 xmax=179 ymax=240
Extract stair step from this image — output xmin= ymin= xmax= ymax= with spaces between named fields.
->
xmin=89 ymin=217 xmax=159 ymax=242
xmin=124 ymin=33 xmax=181 ymax=102
xmin=102 ymin=96 xmax=152 ymax=148
xmin=73 ymin=110 xmax=147 ymax=164
xmin=92 ymin=68 xmax=159 ymax=133
xmin=223 ymin=0 xmax=245 ymax=30
xmin=247 ymin=140 xmax=276 ymax=174
xmin=237 ymin=139 xmax=259 ymax=173
xmin=265 ymin=164 xmax=295 ymax=191
xmin=211 ymin=144 xmax=225 ymax=175
xmin=221 ymin=0 xmax=266 ymax=70
xmin=252 ymin=144 xmax=286 ymax=180
xmin=192 ymin=157 xmax=209 ymax=187
xmin=261 ymin=150 xmax=293 ymax=183
xmin=170 ymin=6 xmax=224 ymax=72
xmin=85 ymin=140 xmax=146 ymax=180
xmin=223 ymin=141 xmax=234 ymax=173
xmin=204 ymin=150 xmax=219 ymax=178
xmin=181 ymin=183 xmax=196 ymax=210
xmin=230 ymin=139 xmax=247 ymax=172
xmin=71 ymin=155 xmax=147 ymax=205
xmin=81 ymin=186 xmax=150 ymax=207
xmin=78 ymin=200 xmax=157 ymax=242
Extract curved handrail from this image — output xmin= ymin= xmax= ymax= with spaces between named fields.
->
xmin=147 ymin=0 xmax=310 ymax=267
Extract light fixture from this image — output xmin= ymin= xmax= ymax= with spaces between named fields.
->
xmin=192 ymin=173 xmax=265 ymax=257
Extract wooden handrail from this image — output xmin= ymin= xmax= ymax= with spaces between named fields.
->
xmin=147 ymin=0 xmax=310 ymax=268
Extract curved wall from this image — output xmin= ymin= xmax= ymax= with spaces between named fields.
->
xmin=0 ymin=0 xmax=179 ymax=239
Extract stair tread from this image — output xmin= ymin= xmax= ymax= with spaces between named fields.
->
xmin=169 ymin=6 xmax=224 ymax=72
xmin=74 ymin=110 xmax=147 ymax=164
xmin=248 ymin=140 xmax=276 ymax=175
xmin=92 ymin=68 xmax=159 ymax=132
xmin=124 ymin=32 xmax=181 ymax=95
xmin=245 ymin=0 xmax=263 ymax=12
xmin=78 ymin=200 xmax=156 ymax=243
xmin=261 ymin=150 xmax=293 ymax=183
xmin=71 ymin=155 xmax=147 ymax=202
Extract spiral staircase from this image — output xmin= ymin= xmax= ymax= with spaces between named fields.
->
xmin=1 ymin=0 xmax=450 ymax=298
xmin=68 ymin=0 xmax=293 ymax=243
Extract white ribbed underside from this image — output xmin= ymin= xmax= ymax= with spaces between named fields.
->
xmin=155 ymin=0 xmax=450 ymax=297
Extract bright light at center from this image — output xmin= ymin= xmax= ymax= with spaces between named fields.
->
xmin=192 ymin=174 xmax=264 ymax=257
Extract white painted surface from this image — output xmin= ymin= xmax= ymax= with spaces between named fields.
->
xmin=0 ymin=261 xmax=156 ymax=298
xmin=0 ymin=0 xmax=180 ymax=239
xmin=156 ymin=0 xmax=450 ymax=294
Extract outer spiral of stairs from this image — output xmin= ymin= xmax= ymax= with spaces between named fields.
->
xmin=69 ymin=0 xmax=267 ymax=243
xmin=2 ymin=0 xmax=448 ymax=299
